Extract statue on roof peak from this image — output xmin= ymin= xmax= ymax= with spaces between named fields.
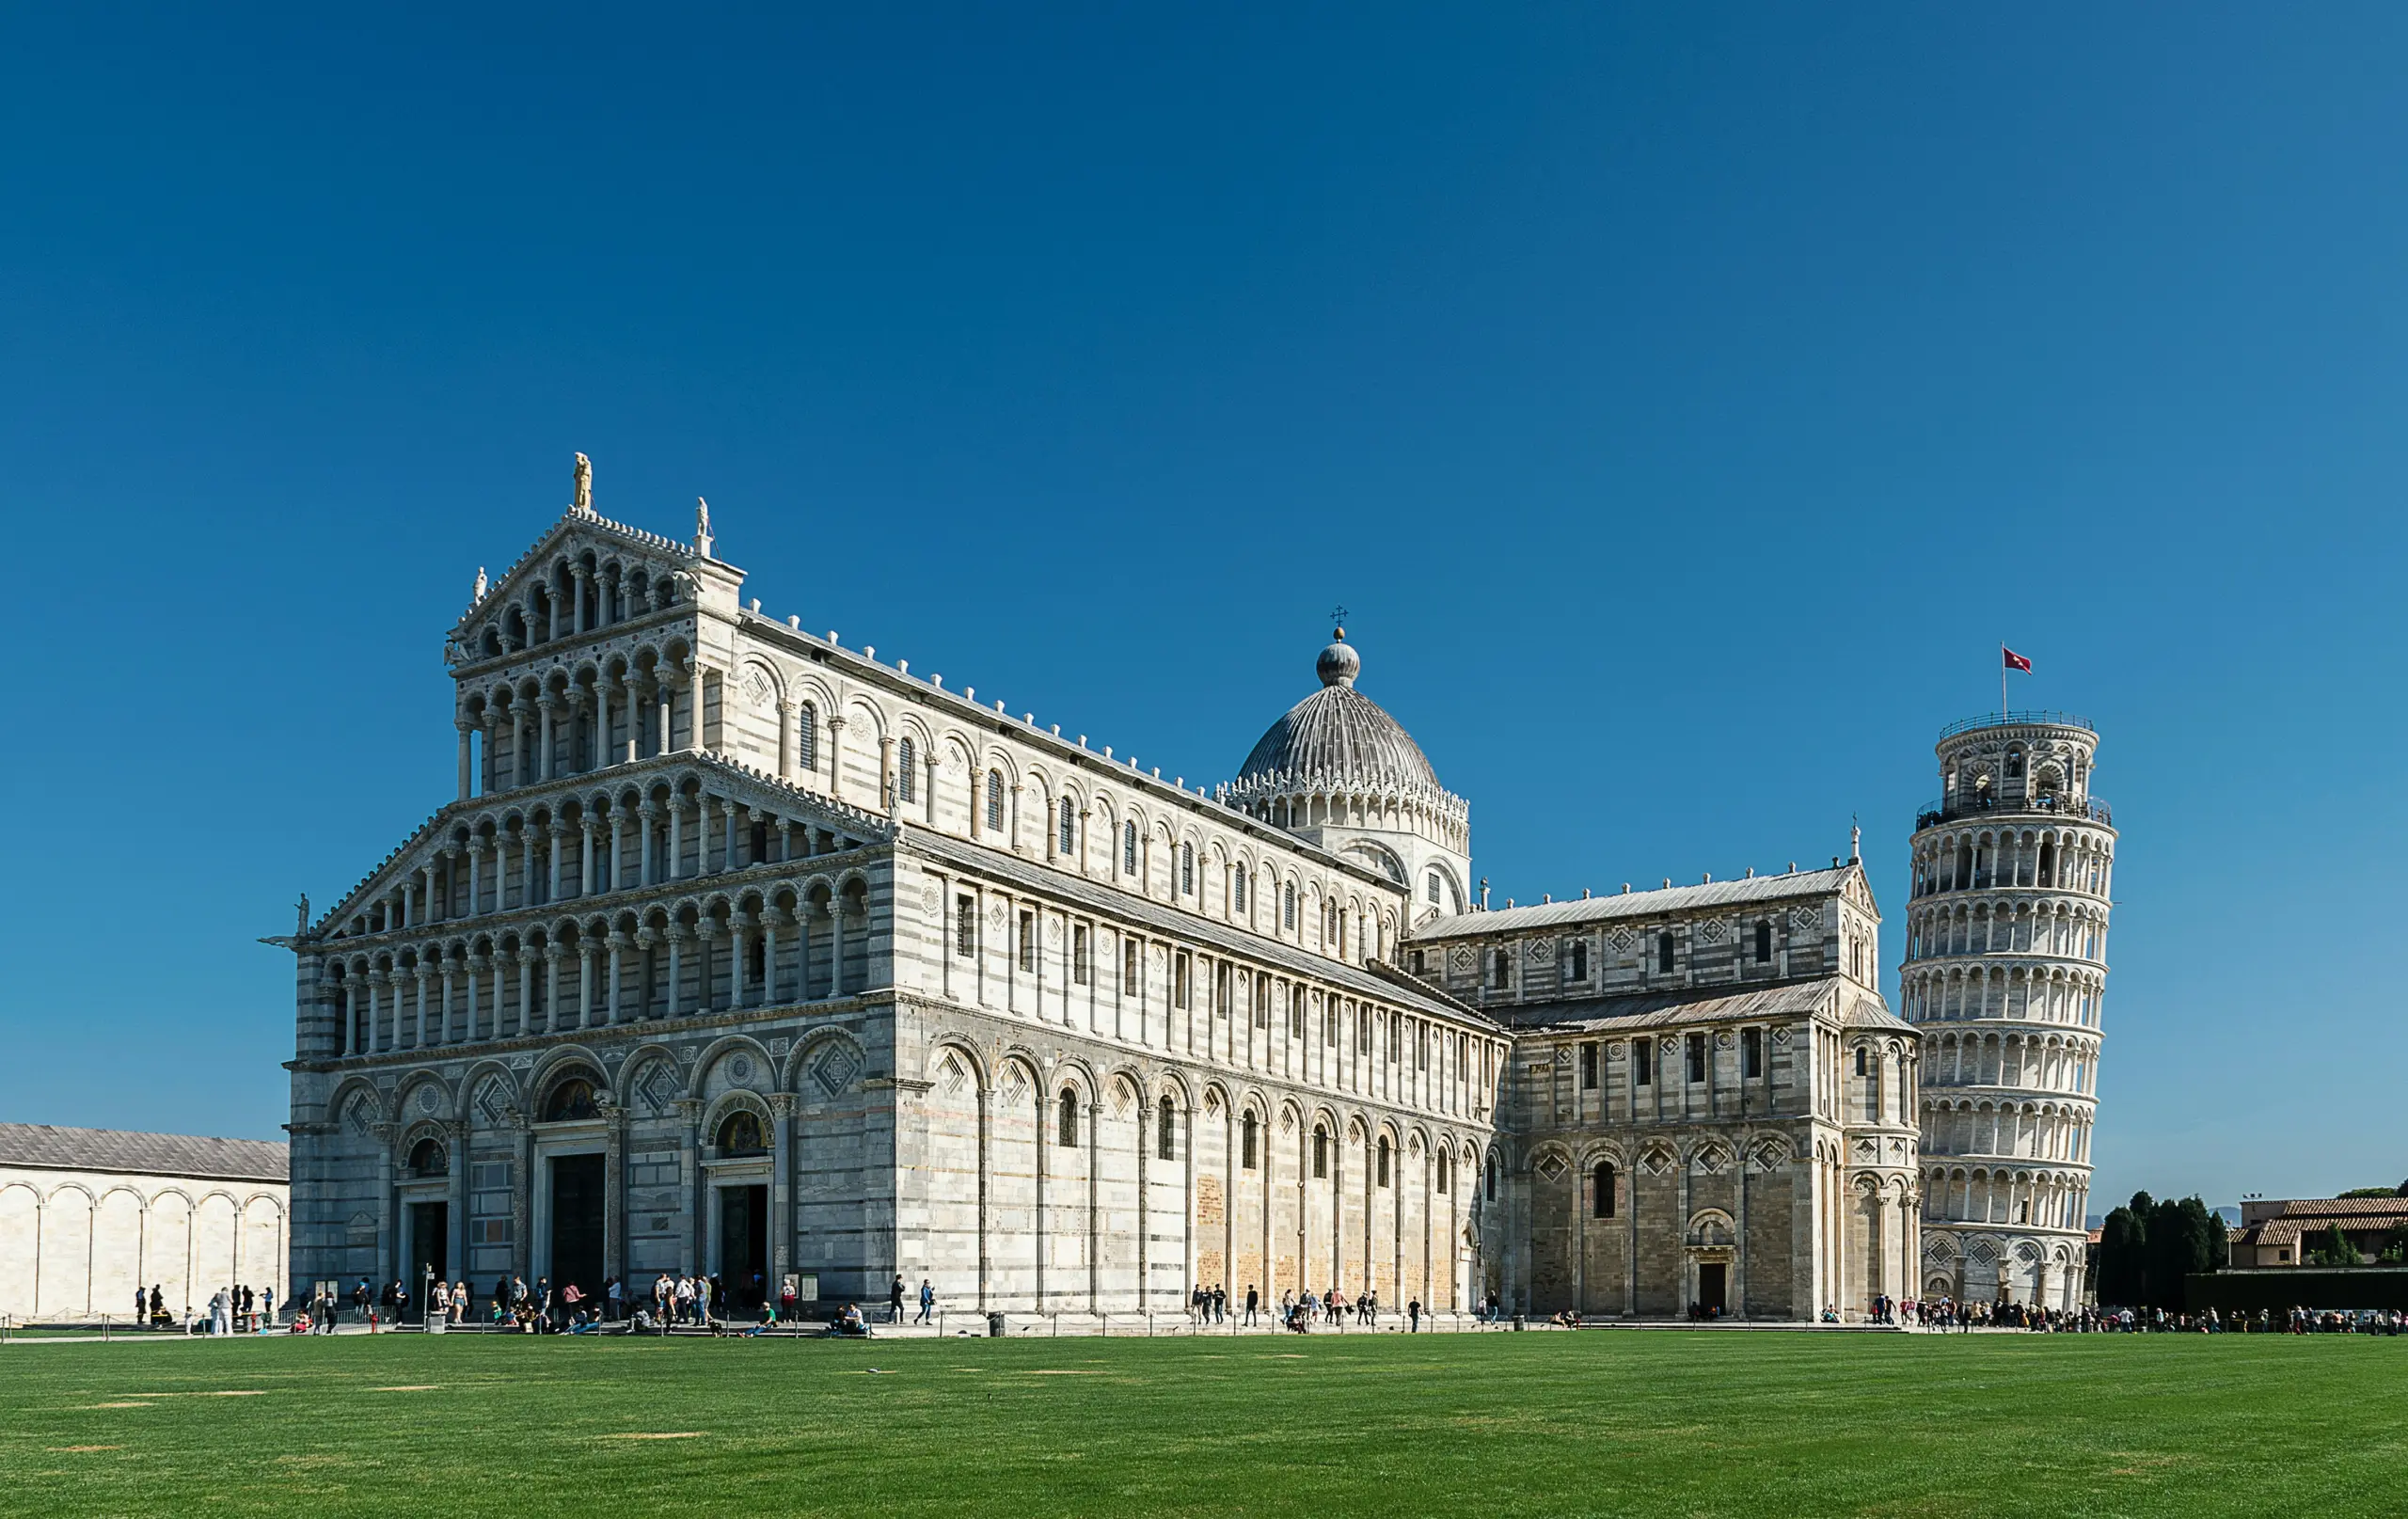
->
xmin=573 ymin=451 xmax=593 ymax=513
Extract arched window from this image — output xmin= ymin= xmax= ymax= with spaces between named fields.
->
xmin=1312 ymin=1124 xmax=1329 ymax=1179
xmin=2006 ymin=749 xmax=2025 ymax=779
xmin=716 ymin=1109 xmax=767 ymax=1156
xmin=1233 ymin=864 xmax=1247 ymax=913
xmin=986 ymin=770 xmax=1006 ymax=832
xmin=1180 ymin=843 xmax=1195 ymax=895
xmin=1435 ymin=1150 xmax=1451 ymax=1194
xmin=1058 ymin=797 xmax=1076 ymax=854
xmin=1376 ymin=1135 xmax=1391 ymax=1188
xmin=1485 ymin=1153 xmax=1497 ymax=1200
xmin=1593 ymin=1162 xmax=1616 ymax=1219
xmin=1283 ymin=882 xmax=1297 ymax=930
xmin=407 ymin=1137 xmax=449 ymax=1176
xmin=541 ymin=1077 xmax=600 ymax=1122
xmin=797 ymin=703 xmax=817 ymax=772
xmin=1056 ymin=1088 xmax=1079 ymax=1148
xmin=1656 ymin=931 xmax=1675 ymax=973
xmin=895 ymin=737 xmax=916 ymax=803
xmin=1241 ymin=1112 xmax=1259 ymax=1170
xmin=1122 ymin=821 xmax=1138 ymax=875
xmin=1854 ymin=1045 xmax=1869 ymax=1076
xmin=1755 ymin=921 xmax=1773 ymax=962
xmin=1157 ymin=1096 xmax=1177 ymax=1161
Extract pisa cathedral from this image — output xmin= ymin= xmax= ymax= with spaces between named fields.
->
xmin=279 ymin=462 xmax=2088 ymax=1322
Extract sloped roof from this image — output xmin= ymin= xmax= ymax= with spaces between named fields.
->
xmin=0 ymin=1124 xmax=287 ymax=1183
xmin=1514 ymin=977 xmax=1860 ymax=1036
xmin=2263 ymin=1196 xmax=2408 ymax=1218
xmin=1412 ymin=867 xmax=1855 ymax=938
xmin=905 ymin=829 xmax=1498 ymax=1030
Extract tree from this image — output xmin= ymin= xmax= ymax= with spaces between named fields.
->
xmin=2139 ymin=1195 xmax=2223 ymax=1309
xmin=2097 ymin=1206 xmax=2147 ymax=1306
xmin=2337 ymin=1187 xmax=2395 ymax=1199
xmin=2310 ymin=1223 xmax=2361 ymax=1268
xmin=2380 ymin=1223 xmax=2408 ymax=1265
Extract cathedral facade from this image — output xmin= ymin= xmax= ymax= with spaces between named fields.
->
xmin=280 ymin=471 xmax=1917 ymax=1322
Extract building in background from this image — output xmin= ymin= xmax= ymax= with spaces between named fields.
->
xmin=1900 ymin=715 xmax=2113 ymax=1308
xmin=0 ymin=1124 xmax=288 ymax=1321
xmin=2230 ymin=1197 xmax=2408 ymax=1266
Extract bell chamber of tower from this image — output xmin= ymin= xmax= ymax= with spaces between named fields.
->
xmin=1901 ymin=712 xmax=2114 ymax=1312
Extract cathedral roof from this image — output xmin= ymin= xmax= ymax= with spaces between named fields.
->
xmin=1411 ymin=865 xmax=1860 ymax=938
xmin=0 ymin=1124 xmax=288 ymax=1183
xmin=1514 ymin=977 xmax=1909 ymax=1036
xmin=1230 ymin=631 xmax=1449 ymax=800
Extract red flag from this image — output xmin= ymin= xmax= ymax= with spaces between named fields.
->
xmin=2002 ymin=647 xmax=2032 ymax=672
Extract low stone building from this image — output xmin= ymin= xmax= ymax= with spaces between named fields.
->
xmin=2230 ymin=1197 xmax=2408 ymax=1267
xmin=0 ymin=1124 xmax=288 ymax=1321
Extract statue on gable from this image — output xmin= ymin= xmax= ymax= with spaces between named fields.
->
xmin=472 ymin=566 xmax=488 ymax=603
xmin=696 ymin=495 xmax=712 ymax=540
xmin=573 ymin=452 xmax=594 ymax=513
xmin=295 ymin=894 xmax=310 ymax=936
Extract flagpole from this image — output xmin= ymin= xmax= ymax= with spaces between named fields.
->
xmin=2000 ymin=643 xmax=2007 ymax=718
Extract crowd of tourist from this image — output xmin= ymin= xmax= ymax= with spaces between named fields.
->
xmin=1915 ymin=1298 xmax=2407 ymax=1334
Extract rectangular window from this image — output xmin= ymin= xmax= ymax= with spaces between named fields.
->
xmin=1634 ymin=1037 xmax=1653 ymax=1086
xmin=1357 ymin=1006 xmax=1371 ymax=1051
xmin=473 ymin=1219 xmax=512 ymax=1245
xmin=1289 ymin=986 xmax=1304 ymax=1040
xmin=1687 ymin=1032 xmax=1706 ymax=1083
xmin=1215 ymin=961 xmax=1233 ymax=1017
xmin=1253 ymin=976 xmax=1270 ymax=1029
xmin=1743 ymin=1026 xmax=1763 ymax=1079
xmin=1657 ymin=931 xmax=1675 ymax=973
xmin=1416 ymin=1022 xmax=1429 ymax=1071
xmin=1578 ymin=1042 xmax=1598 ymax=1090
xmin=1123 ymin=939 xmax=1139 ymax=991
xmin=1072 ymin=925 xmax=1090 ymax=985
xmin=955 ymin=896 xmax=975 ymax=958
xmin=471 ymin=1162 xmax=509 ymax=1191
xmin=1324 ymin=1001 xmax=1339 ymax=1046
xmin=1174 ymin=951 xmax=1192 ymax=1009
xmin=1018 ymin=910 xmax=1036 ymax=973
xmin=1409 ymin=948 xmax=1426 ymax=974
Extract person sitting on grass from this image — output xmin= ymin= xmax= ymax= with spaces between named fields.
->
xmin=837 ymin=1303 xmax=866 ymax=1336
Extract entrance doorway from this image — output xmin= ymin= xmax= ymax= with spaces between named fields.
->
xmin=408 ymin=1201 xmax=449 ymax=1291
xmin=1697 ymin=1262 xmax=1728 ymax=1317
xmin=719 ymin=1184 xmax=768 ymax=1307
xmin=549 ymin=1154 xmax=606 ymax=1304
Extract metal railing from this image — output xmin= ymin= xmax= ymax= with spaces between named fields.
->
xmin=1916 ymin=793 xmax=2112 ymax=830
xmin=1938 ymin=710 xmax=2095 ymax=740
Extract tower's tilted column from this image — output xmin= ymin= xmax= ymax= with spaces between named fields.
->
xmin=1901 ymin=713 xmax=2113 ymax=1312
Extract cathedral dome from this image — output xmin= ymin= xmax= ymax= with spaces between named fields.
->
xmin=1232 ymin=631 xmax=1443 ymax=796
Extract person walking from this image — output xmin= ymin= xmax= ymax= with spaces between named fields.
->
xmin=1243 ymin=1286 xmax=1259 ymax=1326
xmin=1408 ymin=1297 xmax=1421 ymax=1332
xmin=890 ymin=1274 xmax=907 ymax=1325
xmin=916 ymin=1278 xmax=935 ymax=1324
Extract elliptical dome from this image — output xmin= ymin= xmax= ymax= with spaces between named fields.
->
xmin=1233 ymin=630 xmax=1443 ymax=795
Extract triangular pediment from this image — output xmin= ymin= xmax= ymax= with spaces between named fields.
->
xmin=445 ymin=504 xmax=718 ymax=652
xmin=304 ymin=752 xmax=893 ymax=946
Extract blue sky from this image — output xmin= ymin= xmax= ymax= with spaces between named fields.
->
xmin=3 ymin=6 xmax=2401 ymax=1210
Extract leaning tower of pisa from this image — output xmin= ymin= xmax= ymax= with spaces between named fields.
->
xmin=1900 ymin=712 xmax=2113 ymax=1310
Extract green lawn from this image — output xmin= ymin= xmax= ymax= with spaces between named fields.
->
xmin=0 ymin=1331 xmax=2399 ymax=1517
